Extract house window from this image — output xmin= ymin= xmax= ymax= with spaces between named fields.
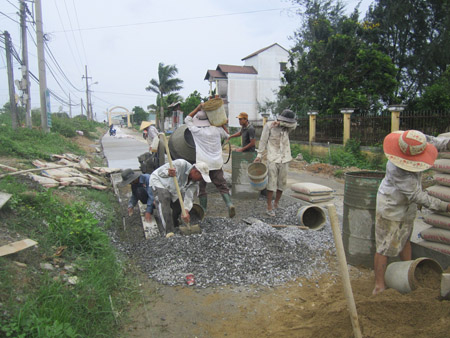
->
xmin=280 ymin=62 xmax=287 ymax=71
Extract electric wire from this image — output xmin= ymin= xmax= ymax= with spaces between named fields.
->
xmin=53 ymin=0 xmax=84 ymax=71
xmin=68 ymin=0 xmax=88 ymax=66
xmin=50 ymin=7 xmax=299 ymax=33
xmin=0 ymin=11 xmax=20 ymax=25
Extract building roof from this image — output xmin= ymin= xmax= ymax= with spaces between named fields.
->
xmin=241 ymin=43 xmax=289 ymax=61
xmin=217 ymin=64 xmax=257 ymax=74
xmin=204 ymin=69 xmax=226 ymax=80
xmin=204 ymin=65 xmax=257 ymax=80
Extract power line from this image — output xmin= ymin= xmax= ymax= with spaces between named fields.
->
xmin=69 ymin=0 xmax=88 ymax=65
xmin=0 ymin=11 xmax=20 ymax=25
xmin=52 ymin=0 xmax=84 ymax=70
xmin=95 ymin=90 xmax=157 ymax=98
xmin=50 ymin=7 xmax=299 ymax=33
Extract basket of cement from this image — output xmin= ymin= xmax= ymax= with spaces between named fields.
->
xmin=247 ymin=162 xmax=268 ymax=191
xmin=203 ymin=97 xmax=227 ymax=126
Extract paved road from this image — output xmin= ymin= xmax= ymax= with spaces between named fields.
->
xmin=101 ymin=127 xmax=148 ymax=170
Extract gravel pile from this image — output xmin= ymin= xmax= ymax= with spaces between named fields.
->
xmin=112 ymin=201 xmax=338 ymax=287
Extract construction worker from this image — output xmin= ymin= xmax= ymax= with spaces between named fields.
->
xmin=373 ymin=130 xmax=450 ymax=295
xmin=254 ymin=109 xmax=297 ymax=216
xmin=118 ymin=169 xmax=154 ymax=222
xmin=150 ymin=159 xmax=210 ymax=235
xmin=140 ymin=121 xmax=159 ymax=152
xmin=227 ymin=112 xmax=256 ymax=152
xmin=185 ymin=103 xmax=236 ymax=218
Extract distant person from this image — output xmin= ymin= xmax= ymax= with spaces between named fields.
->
xmin=109 ymin=124 xmax=116 ymax=136
xmin=372 ymin=130 xmax=450 ymax=295
xmin=254 ymin=109 xmax=297 ymax=216
xmin=146 ymin=123 xmax=159 ymax=152
xmin=185 ymin=104 xmax=235 ymax=218
xmin=227 ymin=112 xmax=256 ymax=152
xmin=118 ymin=169 xmax=154 ymax=222
xmin=150 ymin=159 xmax=210 ymax=235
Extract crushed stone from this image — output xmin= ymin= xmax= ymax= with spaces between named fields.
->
xmin=110 ymin=201 xmax=338 ymax=288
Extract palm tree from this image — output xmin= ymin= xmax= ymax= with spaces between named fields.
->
xmin=145 ymin=63 xmax=183 ymax=131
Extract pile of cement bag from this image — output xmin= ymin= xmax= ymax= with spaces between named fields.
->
xmin=422 ymin=154 xmax=450 ymax=255
xmin=290 ymin=182 xmax=334 ymax=203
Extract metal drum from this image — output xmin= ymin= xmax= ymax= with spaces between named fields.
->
xmin=168 ymin=125 xmax=196 ymax=164
xmin=343 ymin=171 xmax=385 ymax=268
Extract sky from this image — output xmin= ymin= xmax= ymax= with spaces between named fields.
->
xmin=0 ymin=0 xmax=373 ymax=122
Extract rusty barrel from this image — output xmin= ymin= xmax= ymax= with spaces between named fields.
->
xmin=343 ymin=171 xmax=385 ymax=268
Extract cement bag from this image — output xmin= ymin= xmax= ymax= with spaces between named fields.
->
xmin=427 ymin=185 xmax=450 ymax=202
xmin=291 ymin=192 xmax=333 ymax=203
xmin=420 ymin=227 xmax=450 ymax=245
xmin=434 ymin=173 xmax=450 ymax=187
xmin=291 ymin=182 xmax=334 ymax=196
xmin=438 ymin=152 xmax=450 ymax=159
xmin=433 ymin=159 xmax=450 ymax=173
xmin=419 ymin=240 xmax=450 ymax=255
xmin=423 ymin=213 xmax=450 ymax=230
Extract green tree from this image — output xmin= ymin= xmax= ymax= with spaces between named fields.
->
xmin=412 ymin=67 xmax=450 ymax=111
xmin=145 ymin=63 xmax=183 ymax=131
xmin=180 ymin=91 xmax=203 ymax=119
xmin=363 ymin=0 xmax=450 ymax=103
xmin=132 ymin=106 xmax=149 ymax=125
xmin=281 ymin=0 xmax=397 ymax=115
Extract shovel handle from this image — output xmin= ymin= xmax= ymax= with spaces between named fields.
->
xmin=159 ymin=133 xmax=188 ymax=219
xmin=327 ymin=204 xmax=362 ymax=338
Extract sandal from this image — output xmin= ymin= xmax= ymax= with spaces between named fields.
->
xmin=266 ymin=210 xmax=275 ymax=217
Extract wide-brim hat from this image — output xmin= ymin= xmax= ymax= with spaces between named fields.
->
xmin=383 ymin=130 xmax=438 ymax=172
xmin=117 ymin=168 xmax=141 ymax=187
xmin=193 ymin=110 xmax=211 ymax=127
xmin=139 ymin=121 xmax=153 ymax=130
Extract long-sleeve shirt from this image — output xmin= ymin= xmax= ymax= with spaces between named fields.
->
xmin=128 ymin=174 xmax=154 ymax=214
xmin=256 ymin=121 xmax=296 ymax=163
xmin=185 ymin=115 xmax=229 ymax=170
xmin=146 ymin=125 xmax=159 ymax=146
xmin=149 ymin=159 xmax=198 ymax=211
xmin=377 ymin=135 xmax=450 ymax=222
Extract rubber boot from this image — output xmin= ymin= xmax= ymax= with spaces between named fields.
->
xmin=221 ymin=194 xmax=236 ymax=218
xmin=199 ymin=196 xmax=207 ymax=212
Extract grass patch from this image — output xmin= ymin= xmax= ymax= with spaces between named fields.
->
xmin=290 ymin=139 xmax=386 ymax=171
xmin=0 ymin=174 xmax=133 ymax=337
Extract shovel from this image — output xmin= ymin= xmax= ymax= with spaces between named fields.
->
xmin=159 ymin=133 xmax=202 ymax=236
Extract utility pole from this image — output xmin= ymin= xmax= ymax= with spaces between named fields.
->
xmin=20 ymin=0 xmax=32 ymax=128
xmin=35 ymin=0 xmax=50 ymax=132
xmin=82 ymin=65 xmax=91 ymax=120
xmin=4 ymin=31 xmax=19 ymax=129
xmin=81 ymin=98 xmax=84 ymax=116
xmin=69 ymin=93 xmax=72 ymax=117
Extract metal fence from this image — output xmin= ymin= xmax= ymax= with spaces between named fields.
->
xmin=287 ymin=110 xmax=450 ymax=146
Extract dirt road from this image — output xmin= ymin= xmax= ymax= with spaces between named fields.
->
xmin=109 ymin=129 xmax=449 ymax=338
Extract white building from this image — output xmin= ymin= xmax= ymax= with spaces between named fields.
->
xmin=205 ymin=43 xmax=289 ymax=128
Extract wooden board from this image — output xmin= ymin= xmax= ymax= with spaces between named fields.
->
xmin=0 ymin=191 xmax=12 ymax=209
xmin=138 ymin=201 xmax=159 ymax=238
xmin=0 ymin=239 xmax=38 ymax=257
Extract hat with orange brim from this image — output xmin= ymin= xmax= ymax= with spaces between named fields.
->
xmin=383 ymin=130 xmax=438 ymax=172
